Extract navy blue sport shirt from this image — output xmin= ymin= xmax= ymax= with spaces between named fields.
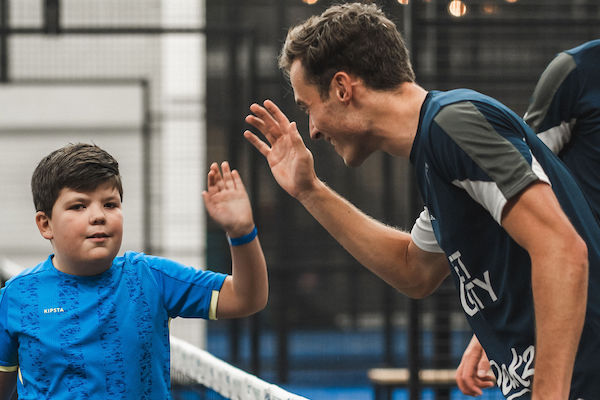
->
xmin=410 ymin=89 xmax=600 ymax=400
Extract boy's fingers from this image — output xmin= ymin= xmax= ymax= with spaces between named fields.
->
xmin=206 ymin=169 xmax=219 ymax=194
xmin=220 ymin=161 xmax=233 ymax=188
xmin=231 ymin=169 xmax=245 ymax=190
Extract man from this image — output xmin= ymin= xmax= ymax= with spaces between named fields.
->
xmin=244 ymin=3 xmax=600 ymax=399
xmin=456 ymin=39 xmax=600 ymax=396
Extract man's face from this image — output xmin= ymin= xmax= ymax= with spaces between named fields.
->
xmin=289 ymin=59 xmax=373 ymax=167
xmin=39 ymin=181 xmax=123 ymax=275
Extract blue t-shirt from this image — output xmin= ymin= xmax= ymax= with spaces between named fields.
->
xmin=524 ymin=39 xmax=600 ymax=219
xmin=0 ymin=251 xmax=227 ymax=399
xmin=410 ymin=89 xmax=600 ymax=400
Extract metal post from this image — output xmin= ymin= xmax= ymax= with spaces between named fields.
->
xmin=43 ymin=0 xmax=61 ymax=34
xmin=141 ymin=79 xmax=153 ymax=255
xmin=247 ymin=29 xmax=262 ymax=377
xmin=406 ymin=2 xmax=422 ymax=399
xmin=382 ymin=154 xmax=395 ymax=367
xmin=0 ymin=0 xmax=8 ymax=82
xmin=275 ymin=0 xmax=290 ymax=383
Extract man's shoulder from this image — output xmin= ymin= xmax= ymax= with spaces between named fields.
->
xmin=429 ymin=88 xmax=488 ymax=107
xmin=424 ymin=89 xmax=500 ymax=126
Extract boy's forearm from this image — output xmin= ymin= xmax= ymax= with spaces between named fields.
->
xmin=228 ymin=237 xmax=268 ymax=315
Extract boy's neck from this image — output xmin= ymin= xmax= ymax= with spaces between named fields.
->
xmin=51 ymin=254 xmax=114 ymax=276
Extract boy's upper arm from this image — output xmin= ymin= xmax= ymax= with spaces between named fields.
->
xmin=0 ymin=288 xmax=17 ymax=369
xmin=144 ymin=255 xmax=227 ymax=319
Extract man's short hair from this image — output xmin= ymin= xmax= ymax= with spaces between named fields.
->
xmin=31 ymin=143 xmax=123 ymax=218
xmin=279 ymin=2 xmax=415 ymax=98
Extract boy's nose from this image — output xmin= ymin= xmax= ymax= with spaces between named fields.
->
xmin=89 ymin=205 xmax=106 ymax=224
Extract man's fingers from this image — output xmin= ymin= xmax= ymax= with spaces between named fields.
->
xmin=244 ymin=131 xmax=272 ymax=157
xmin=456 ymin=369 xmax=484 ymax=396
xmin=263 ymin=99 xmax=292 ymax=126
xmin=247 ymin=103 xmax=282 ymax=142
xmin=287 ymin=122 xmax=304 ymax=144
xmin=245 ymin=114 xmax=268 ymax=134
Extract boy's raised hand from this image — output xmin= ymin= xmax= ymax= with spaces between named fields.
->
xmin=202 ymin=161 xmax=255 ymax=238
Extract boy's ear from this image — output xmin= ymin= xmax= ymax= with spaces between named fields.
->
xmin=35 ymin=211 xmax=53 ymax=240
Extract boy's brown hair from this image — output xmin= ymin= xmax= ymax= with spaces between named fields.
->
xmin=31 ymin=143 xmax=123 ymax=218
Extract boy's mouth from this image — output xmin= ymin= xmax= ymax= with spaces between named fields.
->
xmin=87 ymin=232 xmax=110 ymax=239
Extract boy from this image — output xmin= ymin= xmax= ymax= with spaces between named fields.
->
xmin=0 ymin=143 xmax=268 ymax=399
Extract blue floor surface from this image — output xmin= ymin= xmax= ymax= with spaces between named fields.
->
xmin=281 ymin=386 xmax=505 ymax=400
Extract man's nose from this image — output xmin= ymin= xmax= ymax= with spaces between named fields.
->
xmin=309 ymin=116 xmax=322 ymax=140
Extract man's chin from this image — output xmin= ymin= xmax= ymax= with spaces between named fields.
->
xmin=342 ymin=155 xmax=366 ymax=168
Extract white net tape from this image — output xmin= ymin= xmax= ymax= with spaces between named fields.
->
xmin=170 ymin=336 xmax=310 ymax=400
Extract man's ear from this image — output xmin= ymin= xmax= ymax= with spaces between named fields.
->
xmin=35 ymin=211 xmax=53 ymax=240
xmin=331 ymin=71 xmax=354 ymax=103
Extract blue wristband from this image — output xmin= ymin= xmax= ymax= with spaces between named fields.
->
xmin=227 ymin=226 xmax=257 ymax=246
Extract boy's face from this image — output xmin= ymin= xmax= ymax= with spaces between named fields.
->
xmin=36 ymin=181 xmax=123 ymax=276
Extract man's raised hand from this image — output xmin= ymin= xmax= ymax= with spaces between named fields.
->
xmin=244 ymin=100 xmax=318 ymax=201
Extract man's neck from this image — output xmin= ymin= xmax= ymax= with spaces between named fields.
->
xmin=364 ymin=82 xmax=428 ymax=159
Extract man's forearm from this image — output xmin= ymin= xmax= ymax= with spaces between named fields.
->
xmin=531 ymin=247 xmax=588 ymax=399
xmin=298 ymin=179 xmax=448 ymax=297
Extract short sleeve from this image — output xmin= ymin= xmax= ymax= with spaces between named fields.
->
xmin=0 ymin=287 xmax=18 ymax=370
xmin=431 ymin=101 xmax=550 ymax=224
xmin=410 ymin=208 xmax=444 ymax=253
xmin=524 ymin=51 xmax=578 ymax=154
xmin=143 ymin=255 xmax=227 ymax=319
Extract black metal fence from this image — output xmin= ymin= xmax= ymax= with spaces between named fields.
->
xmin=1 ymin=0 xmax=599 ymax=399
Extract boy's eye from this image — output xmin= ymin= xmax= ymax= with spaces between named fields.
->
xmin=105 ymin=202 xmax=118 ymax=209
xmin=70 ymin=204 xmax=85 ymax=210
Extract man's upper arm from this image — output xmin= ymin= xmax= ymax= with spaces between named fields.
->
xmin=407 ymin=210 xmax=450 ymax=297
xmin=405 ymin=240 xmax=450 ymax=298
xmin=501 ymin=181 xmax=584 ymax=257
